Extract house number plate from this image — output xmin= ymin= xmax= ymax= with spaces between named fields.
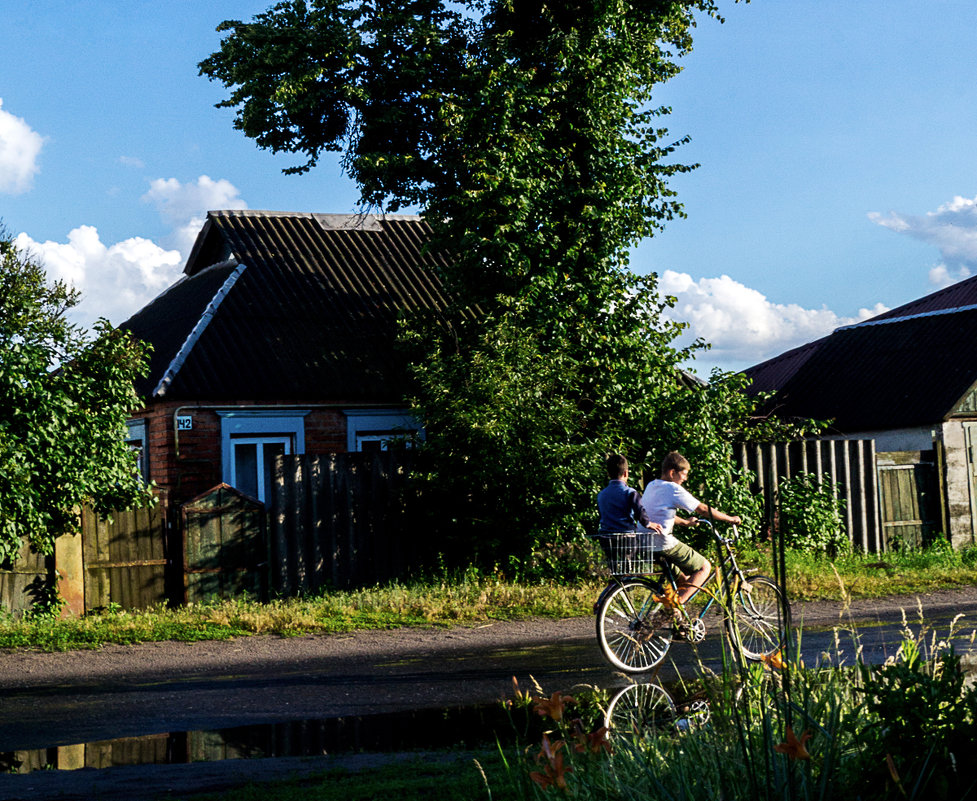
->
xmin=176 ymin=415 xmax=193 ymax=431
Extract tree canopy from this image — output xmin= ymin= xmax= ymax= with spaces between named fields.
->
xmin=201 ymin=0 xmax=790 ymax=567
xmin=0 ymin=234 xmax=153 ymax=562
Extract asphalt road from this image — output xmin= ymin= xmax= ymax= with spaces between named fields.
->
xmin=0 ymin=588 xmax=975 ymax=800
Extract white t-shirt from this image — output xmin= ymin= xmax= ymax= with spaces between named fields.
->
xmin=639 ymin=479 xmax=700 ymax=550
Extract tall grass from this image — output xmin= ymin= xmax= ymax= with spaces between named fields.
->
xmin=0 ymin=570 xmax=596 ymax=652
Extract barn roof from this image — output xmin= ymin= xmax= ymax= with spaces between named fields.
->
xmin=120 ymin=211 xmax=450 ymax=402
xmin=743 ymin=277 xmax=977 ymax=432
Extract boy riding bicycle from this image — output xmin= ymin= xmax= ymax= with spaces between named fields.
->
xmin=641 ymin=451 xmax=741 ymax=606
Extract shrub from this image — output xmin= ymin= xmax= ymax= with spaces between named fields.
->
xmin=777 ymin=473 xmax=849 ymax=555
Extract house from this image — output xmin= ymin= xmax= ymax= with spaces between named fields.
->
xmin=743 ymin=275 xmax=977 ymax=550
xmin=120 ymin=210 xmax=449 ymax=509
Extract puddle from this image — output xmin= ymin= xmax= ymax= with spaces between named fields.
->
xmin=0 ymin=704 xmax=521 ymax=775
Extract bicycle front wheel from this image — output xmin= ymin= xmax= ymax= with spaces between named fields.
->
xmin=726 ymin=575 xmax=791 ymax=660
xmin=596 ymin=579 xmax=672 ymax=673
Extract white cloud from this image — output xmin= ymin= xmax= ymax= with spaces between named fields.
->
xmin=142 ymin=175 xmax=247 ymax=255
xmin=0 ymin=98 xmax=45 ymax=194
xmin=928 ymin=263 xmax=972 ymax=288
xmin=660 ymin=270 xmax=888 ymax=372
xmin=869 ymin=194 xmax=977 ymax=284
xmin=14 ymin=175 xmax=248 ymax=329
xmin=14 ymin=227 xmax=183 ymax=328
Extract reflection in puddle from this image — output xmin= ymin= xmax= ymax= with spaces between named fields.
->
xmin=0 ymin=704 xmax=514 ymax=774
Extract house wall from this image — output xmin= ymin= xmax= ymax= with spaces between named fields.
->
xmin=942 ymin=419 xmax=977 ymax=549
xmin=135 ymin=401 xmax=350 ymax=509
xmin=820 ymin=426 xmax=937 ymax=453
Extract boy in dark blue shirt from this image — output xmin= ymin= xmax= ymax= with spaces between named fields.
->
xmin=597 ymin=454 xmax=661 ymax=535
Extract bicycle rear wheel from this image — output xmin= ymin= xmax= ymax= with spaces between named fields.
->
xmin=604 ymin=683 xmax=676 ymax=737
xmin=726 ymin=575 xmax=791 ymax=660
xmin=596 ymin=579 xmax=672 ymax=672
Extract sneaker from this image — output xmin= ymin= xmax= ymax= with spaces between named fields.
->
xmin=650 ymin=607 xmax=679 ymax=629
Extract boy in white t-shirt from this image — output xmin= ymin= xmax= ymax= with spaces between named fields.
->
xmin=641 ymin=451 xmax=742 ymax=605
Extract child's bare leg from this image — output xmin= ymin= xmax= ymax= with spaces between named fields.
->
xmin=676 ymin=560 xmax=712 ymax=604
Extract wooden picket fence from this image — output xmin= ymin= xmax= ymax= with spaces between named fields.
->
xmin=1 ymin=439 xmax=915 ymax=616
xmin=734 ymin=439 xmax=883 ymax=551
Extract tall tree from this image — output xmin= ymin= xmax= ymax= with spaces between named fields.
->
xmin=0 ymin=234 xmax=153 ymax=563
xmin=202 ymin=0 xmax=781 ymax=565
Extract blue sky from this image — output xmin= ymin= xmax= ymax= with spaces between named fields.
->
xmin=2 ymin=1 xmax=976 ymax=374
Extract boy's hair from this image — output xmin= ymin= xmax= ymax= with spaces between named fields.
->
xmin=661 ymin=451 xmax=690 ymax=475
xmin=605 ymin=453 xmax=629 ymax=479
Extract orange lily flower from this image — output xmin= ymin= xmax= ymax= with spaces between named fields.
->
xmin=774 ymin=725 xmax=812 ymax=760
xmin=654 ymin=584 xmax=682 ymax=611
xmin=534 ymin=691 xmax=576 ymax=722
xmin=530 ymin=735 xmax=573 ymax=790
xmin=761 ymin=649 xmax=786 ymax=670
xmin=511 ymin=676 xmax=531 ymax=705
xmin=571 ymin=719 xmax=612 ymax=755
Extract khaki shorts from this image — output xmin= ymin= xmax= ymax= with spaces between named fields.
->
xmin=659 ymin=541 xmax=708 ymax=575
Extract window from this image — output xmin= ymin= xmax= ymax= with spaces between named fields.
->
xmin=344 ymin=409 xmax=423 ymax=453
xmin=230 ymin=437 xmax=290 ymax=502
xmin=218 ymin=410 xmax=309 ymax=504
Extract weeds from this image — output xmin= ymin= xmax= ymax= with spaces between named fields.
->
xmin=491 ymin=612 xmax=977 ymax=800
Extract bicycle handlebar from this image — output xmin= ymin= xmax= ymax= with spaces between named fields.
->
xmin=698 ymin=518 xmax=739 ymax=548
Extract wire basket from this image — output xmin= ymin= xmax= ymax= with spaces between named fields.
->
xmin=593 ymin=533 xmax=655 ymax=575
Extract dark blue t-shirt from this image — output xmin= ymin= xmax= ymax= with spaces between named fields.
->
xmin=597 ymin=479 xmax=651 ymax=533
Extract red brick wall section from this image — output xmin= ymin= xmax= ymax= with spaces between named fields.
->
xmin=131 ymin=401 xmax=351 ymax=508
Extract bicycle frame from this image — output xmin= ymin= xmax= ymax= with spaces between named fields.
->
xmin=664 ymin=521 xmax=755 ymax=614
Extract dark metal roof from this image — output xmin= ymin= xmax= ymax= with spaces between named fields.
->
xmin=120 ymin=211 xmax=450 ymax=402
xmin=754 ymin=306 xmax=977 ymax=432
xmin=741 ymin=338 xmax=824 ymax=396
xmin=871 ymin=272 xmax=977 ymax=321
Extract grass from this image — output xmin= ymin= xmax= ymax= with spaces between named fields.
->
xmin=780 ymin=541 xmax=977 ymax=598
xmin=5 ymin=543 xmax=976 ymax=801
xmin=2 ymin=543 xmax=976 ymax=652
xmin=173 ymin=754 xmax=507 ymax=801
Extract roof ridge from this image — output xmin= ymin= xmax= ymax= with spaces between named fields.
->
xmin=208 ymin=209 xmax=423 ymax=222
xmin=837 ymin=302 xmax=977 ymax=332
xmin=152 ymin=262 xmax=249 ymax=397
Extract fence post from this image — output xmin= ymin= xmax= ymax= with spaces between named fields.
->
xmin=54 ymin=531 xmax=84 ymax=617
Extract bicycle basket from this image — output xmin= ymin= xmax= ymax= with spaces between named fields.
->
xmin=594 ymin=533 xmax=654 ymax=575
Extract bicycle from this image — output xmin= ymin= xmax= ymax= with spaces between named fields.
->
xmin=591 ymin=520 xmax=791 ymax=673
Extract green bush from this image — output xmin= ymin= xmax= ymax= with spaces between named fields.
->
xmin=855 ymin=645 xmax=977 ymax=797
xmin=777 ymin=473 xmax=849 ymax=556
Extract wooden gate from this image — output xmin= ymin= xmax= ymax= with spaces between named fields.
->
xmin=272 ymin=452 xmax=417 ymax=593
xmin=878 ymin=462 xmax=940 ymax=549
xmin=182 ymin=484 xmax=267 ymax=603
xmin=82 ymin=501 xmax=169 ymax=611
